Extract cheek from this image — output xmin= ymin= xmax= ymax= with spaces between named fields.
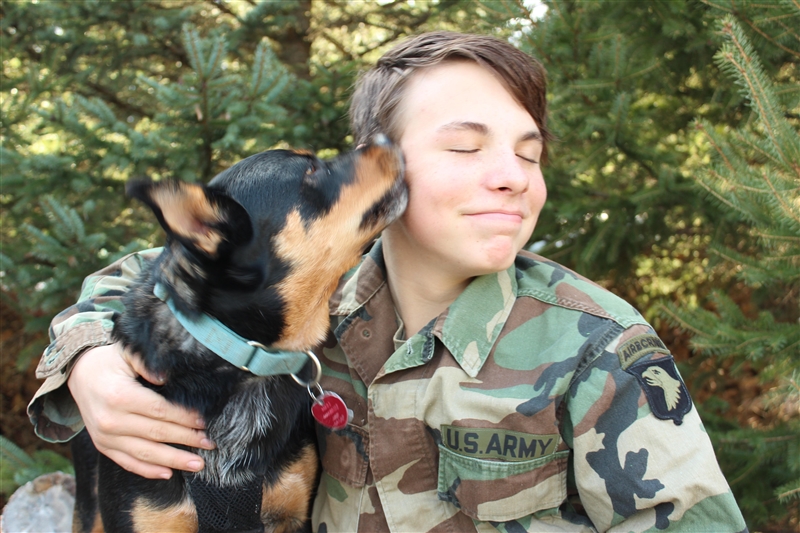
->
xmin=403 ymin=157 xmax=453 ymax=215
xmin=519 ymin=175 xmax=547 ymax=244
xmin=397 ymin=169 xmax=459 ymax=247
xmin=402 ymin=180 xmax=442 ymax=235
xmin=528 ymin=174 xmax=548 ymax=213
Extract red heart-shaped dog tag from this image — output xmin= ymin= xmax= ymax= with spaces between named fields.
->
xmin=311 ymin=392 xmax=353 ymax=430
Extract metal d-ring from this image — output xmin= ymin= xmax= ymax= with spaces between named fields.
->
xmin=290 ymin=350 xmax=322 ymax=389
xmin=306 ymin=382 xmax=325 ymax=404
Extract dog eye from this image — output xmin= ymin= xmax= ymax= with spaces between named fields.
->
xmin=305 ymin=164 xmax=317 ymax=176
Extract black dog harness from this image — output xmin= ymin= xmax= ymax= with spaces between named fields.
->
xmin=187 ymin=474 xmax=264 ymax=533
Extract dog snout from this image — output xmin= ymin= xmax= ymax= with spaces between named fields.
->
xmin=357 ymin=136 xmax=404 ymax=185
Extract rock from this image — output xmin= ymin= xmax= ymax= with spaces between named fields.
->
xmin=0 ymin=472 xmax=75 ymax=533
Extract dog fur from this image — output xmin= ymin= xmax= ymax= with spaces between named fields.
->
xmin=71 ymin=140 xmax=406 ymax=533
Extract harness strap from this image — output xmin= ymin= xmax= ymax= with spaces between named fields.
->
xmin=187 ymin=474 xmax=264 ymax=533
xmin=153 ymin=282 xmax=308 ymax=376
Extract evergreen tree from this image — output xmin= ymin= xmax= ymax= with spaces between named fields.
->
xmin=660 ymin=13 xmax=800 ymax=526
xmin=492 ymin=0 xmax=794 ymax=312
xmin=494 ymin=0 xmax=733 ymax=291
xmin=1 ymin=0 xmax=500 ymax=364
xmin=2 ymin=13 xmax=294 ymax=355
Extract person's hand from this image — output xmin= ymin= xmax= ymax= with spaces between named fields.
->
xmin=67 ymin=343 xmax=214 ymax=479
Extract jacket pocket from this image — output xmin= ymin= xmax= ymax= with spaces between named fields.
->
xmin=437 ymin=444 xmax=569 ymax=522
xmin=317 ymin=423 xmax=370 ymax=488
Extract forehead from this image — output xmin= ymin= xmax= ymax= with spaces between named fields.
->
xmin=396 ymin=61 xmax=538 ymax=139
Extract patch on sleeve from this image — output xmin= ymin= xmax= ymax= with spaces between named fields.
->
xmin=617 ymin=334 xmax=670 ymax=369
xmin=626 ymin=357 xmax=692 ymax=425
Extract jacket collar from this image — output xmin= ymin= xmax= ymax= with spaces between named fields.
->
xmin=434 ymin=265 xmax=517 ymax=377
xmin=329 ymin=238 xmax=518 ymax=378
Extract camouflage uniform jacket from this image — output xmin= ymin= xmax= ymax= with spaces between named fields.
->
xmin=29 ymin=243 xmax=747 ymax=532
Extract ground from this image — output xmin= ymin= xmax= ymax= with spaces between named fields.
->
xmin=1 ymin=299 xmax=70 ymax=510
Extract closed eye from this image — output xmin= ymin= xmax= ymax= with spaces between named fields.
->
xmin=517 ymin=154 xmax=539 ymax=164
xmin=449 ymin=149 xmax=479 ymax=153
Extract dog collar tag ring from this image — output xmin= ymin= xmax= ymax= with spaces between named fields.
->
xmin=309 ymin=385 xmax=353 ymax=430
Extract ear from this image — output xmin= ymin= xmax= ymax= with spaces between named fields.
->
xmin=127 ymin=179 xmax=253 ymax=258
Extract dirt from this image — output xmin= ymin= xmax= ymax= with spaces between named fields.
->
xmin=0 ymin=299 xmax=71 ymax=510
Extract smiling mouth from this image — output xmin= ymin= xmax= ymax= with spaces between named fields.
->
xmin=466 ymin=212 xmax=524 ymax=223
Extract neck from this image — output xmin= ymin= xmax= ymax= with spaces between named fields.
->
xmin=381 ymin=228 xmax=472 ymax=338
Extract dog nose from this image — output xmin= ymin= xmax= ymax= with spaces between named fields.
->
xmin=373 ymin=133 xmax=390 ymax=147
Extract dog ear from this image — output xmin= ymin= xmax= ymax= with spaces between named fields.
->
xmin=127 ymin=179 xmax=253 ymax=258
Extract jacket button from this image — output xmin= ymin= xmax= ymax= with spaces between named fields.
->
xmin=362 ymin=329 xmax=371 ymax=338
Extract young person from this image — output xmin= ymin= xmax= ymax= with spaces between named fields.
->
xmin=30 ymin=32 xmax=747 ymax=532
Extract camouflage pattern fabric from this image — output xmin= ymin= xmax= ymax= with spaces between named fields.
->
xmin=30 ymin=242 xmax=747 ymax=532
xmin=313 ymin=241 xmax=746 ymax=532
xmin=28 ymin=248 xmax=161 ymax=442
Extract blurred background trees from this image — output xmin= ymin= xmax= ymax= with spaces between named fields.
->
xmin=1 ymin=0 xmax=797 ymax=529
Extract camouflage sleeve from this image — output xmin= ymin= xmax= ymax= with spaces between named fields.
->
xmin=564 ymin=324 xmax=747 ymax=532
xmin=27 ymin=248 xmax=162 ymax=443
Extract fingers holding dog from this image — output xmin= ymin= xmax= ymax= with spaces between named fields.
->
xmin=68 ymin=343 xmax=213 ymax=479
xmin=123 ymin=348 xmax=166 ymax=386
xmin=100 ymin=435 xmax=204 ymax=480
xmin=100 ymin=414 xmax=209 ymax=479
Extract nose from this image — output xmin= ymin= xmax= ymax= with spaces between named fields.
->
xmin=373 ymin=133 xmax=390 ymax=146
xmin=484 ymin=149 xmax=530 ymax=194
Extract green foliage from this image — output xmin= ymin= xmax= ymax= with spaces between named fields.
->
xmin=2 ymin=4 xmax=298 ymax=317
xmin=659 ymin=10 xmax=800 ymax=527
xmin=700 ymin=397 xmax=800 ymax=525
xmin=495 ymin=0 xmax=736 ymax=291
xmin=0 ymin=436 xmax=74 ymax=497
xmin=1 ymin=0 xmax=503 ymax=368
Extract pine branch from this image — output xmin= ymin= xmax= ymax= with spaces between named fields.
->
xmin=718 ymin=18 xmax=800 ymax=167
xmin=776 ymin=337 xmax=800 ymax=360
xmin=778 ymin=484 xmax=800 ymax=502
xmin=731 ymin=128 xmax=783 ymax=170
xmin=752 ymin=229 xmax=800 ymax=243
xmin=82 ymin=82 xmax=151 ymax=119
xmin=207 ymin=0 xmax=243 ymax=23
xmin=360 ymin=0 xmax=461 ymax=55
xmin=760 ymin=166 xmax=800 ymax=226
xmin=319 ymin=31 xmax=357 ymax=62
xmin=693 ymin=170 xmax=753 ymax=218
xmin=657 ymin=303 xmax=709 ymax=337
xmin=737 ymin=11 xmax=800 ymax=59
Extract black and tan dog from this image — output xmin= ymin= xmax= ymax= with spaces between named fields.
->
xmin=71 ymin=138 xmax=406 ymax=533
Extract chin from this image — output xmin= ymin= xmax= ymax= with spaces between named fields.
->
xmin=476 ymin=241 xmax=523 ymax=272
xmin=469 ymin=254 xmax=518 ymax=277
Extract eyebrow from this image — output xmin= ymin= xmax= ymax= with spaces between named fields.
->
xmin=438 ymin=121 xmax=489 ymax=135
xmin=520 ymin=130 xmax=543 ymax=143
xmin=437 ymin=121 xmax=542 ymax=143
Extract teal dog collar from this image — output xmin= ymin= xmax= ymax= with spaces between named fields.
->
xmin=153 ymin=282 xmax=318 ymax=383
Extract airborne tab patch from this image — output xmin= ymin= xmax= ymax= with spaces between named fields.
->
xmin=626 ymin=357 xmax=692 ymax=425
xmin=617 ymin=334 xmax=670 ymax=370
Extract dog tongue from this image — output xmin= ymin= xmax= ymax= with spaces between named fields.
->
xmin=311 ymin=392 xmax=353 ymax=430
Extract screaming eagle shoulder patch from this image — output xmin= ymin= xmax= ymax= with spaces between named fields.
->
xmin=625 ymin=357 xmax=692 ymax=425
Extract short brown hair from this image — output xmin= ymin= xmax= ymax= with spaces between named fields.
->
xmin=349 ymin=31 xmax=551 ymax=162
